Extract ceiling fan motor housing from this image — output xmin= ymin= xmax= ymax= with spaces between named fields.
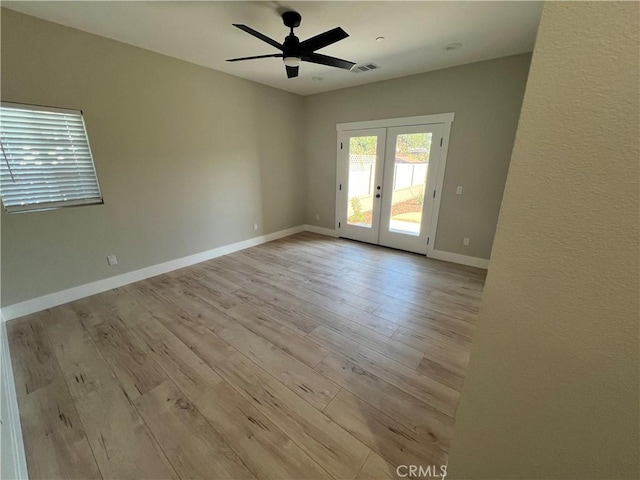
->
xmin=283 ymin=35 xmax=300 ymax=51
xmin=283 ymin=11 xmax=301 ymax=63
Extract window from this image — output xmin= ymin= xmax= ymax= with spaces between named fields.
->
xmin=0 ymin=102 xmax=103 ymax=213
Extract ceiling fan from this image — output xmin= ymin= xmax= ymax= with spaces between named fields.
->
xmin=227 ymin=11 xmax=356 ymax=79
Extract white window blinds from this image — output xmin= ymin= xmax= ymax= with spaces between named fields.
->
xmin=0 ymin=102 xmax=103 ymax=213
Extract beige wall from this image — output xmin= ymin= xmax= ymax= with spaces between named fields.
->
xmin=448 ymin=2 xmax=639 ymax=479
xmin=0 ymin=9 xmax=305 ymax=306
xmin=303 ymin=54 xmax=531 ymax=259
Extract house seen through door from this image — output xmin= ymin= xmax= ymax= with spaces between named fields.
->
xmin=336 ymin=115 xmax=453 ymax=255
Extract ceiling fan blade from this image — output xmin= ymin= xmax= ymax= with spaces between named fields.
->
xmin=286 ymin=65 xmax=299 ymax=79
xmin=227 ymin=54 xmax=284 ymax=62
xmin=303 ymin=53 xmax=355 ymax=70
xmin=233 ymin=24 xmax=285 ymax=51
xmin=299 ymin=27 xmax=349 ymax=53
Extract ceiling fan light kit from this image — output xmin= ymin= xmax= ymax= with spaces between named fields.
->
xmin=283 ymin=57 xmax=301 ymax=67
xmin=227 ymin=10 xmax=356 ymax=79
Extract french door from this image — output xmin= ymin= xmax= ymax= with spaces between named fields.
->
xmin=337 ymin=123 xmax=445 ymax=255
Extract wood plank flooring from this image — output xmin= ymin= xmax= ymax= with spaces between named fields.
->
xmin=8 ymin=232 xmax=486 ymax=479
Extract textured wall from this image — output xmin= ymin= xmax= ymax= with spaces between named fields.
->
xmin=448 ymin=2 xmax=639 ymax=478
xmin=1 ymin=9 xmax=305 ymax=306
xmin=303 ymin=54 xmax=531 ymax=259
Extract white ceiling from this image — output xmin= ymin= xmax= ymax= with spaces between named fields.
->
xmin=3 ymin=1 xmax=543 ymax=96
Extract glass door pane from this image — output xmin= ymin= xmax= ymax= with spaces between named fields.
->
xmin=388 ymin=132 xmax=432 ymax=235
xmin=347 ymin=136 xmax=377 ymax=228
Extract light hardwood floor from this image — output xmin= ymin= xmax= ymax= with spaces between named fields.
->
xmin=8 ymin=232 xmax=485 ymax=479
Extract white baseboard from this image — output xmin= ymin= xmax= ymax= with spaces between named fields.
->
xmin=1 ymin=225 xmax=304 ymax=322
xmin=428 ymin=249 xmax=490 ymax=269
xmin=0 ymin=311 xmax=28 ymax=479
xmin=303 ymin=225 xmax=339 ymax=238
xmin=304 ymin=226 xmax=488 ymax=269
xmin=1 ymin=225 xmax=487 ymax=322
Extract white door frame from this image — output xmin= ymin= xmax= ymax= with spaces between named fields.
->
xmin=336 ymin=113 xmax=454 ymax=257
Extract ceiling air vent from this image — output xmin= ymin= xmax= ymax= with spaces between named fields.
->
xmin=351 ymin=62 xmax=381 ymax=73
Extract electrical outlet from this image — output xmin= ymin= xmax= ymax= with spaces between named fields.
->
xmin=253 ymin=223 xmax=258 ymax=231
xmin=106 ymin=254 xmax=118 ymax=266
xmin=456 ymin=186 xmax=463 ymax=195
xmin=463 ymin=238 xmax=470 ymax=246
xmin=316 ymin=214 xmax=320 ymax=221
